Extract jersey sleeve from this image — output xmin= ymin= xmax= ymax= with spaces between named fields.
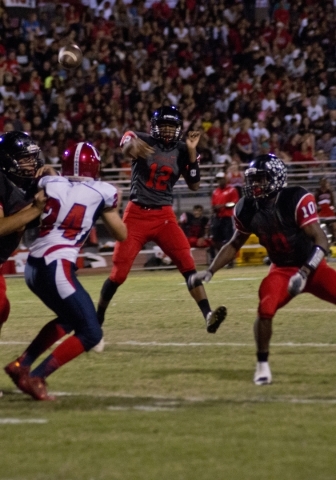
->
xmin=120 ymin=130 xmax=137 ymax=146
xmin=233 ymin=197 xmax=252 ymax=234
xmin=37 ymin=175 xmax=61 ymax=189
xmin=99 ymin=182 xmax=119 ymax=209
xmin=295 ymin=192 xmax=319 ymax=228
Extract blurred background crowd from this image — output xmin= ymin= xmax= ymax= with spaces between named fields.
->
xmin=0 ymin=0 xmax=336 ymax=178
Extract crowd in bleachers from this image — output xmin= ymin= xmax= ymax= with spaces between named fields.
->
xmin=0 ymin=0 xmax=336 ymax=178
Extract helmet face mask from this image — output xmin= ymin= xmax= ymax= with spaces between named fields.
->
xmin=0 ymin=131 xmax=42 ymax=187
xmin=150 ymin=106 xmax=183 ymax=147
xmin=15 ymin=154 xmax=41 ymax=178
xmin=62 ymin=142 xmax=101 ymax=179
xmin=244 ymin=154 xmax=287 ymax=199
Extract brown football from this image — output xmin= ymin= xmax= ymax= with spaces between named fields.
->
xmin=58 ymin=44 xmax=83 ymax=69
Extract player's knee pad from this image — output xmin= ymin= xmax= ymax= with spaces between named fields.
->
xmin=182 ymin=270 xmax=201 ymax=290
xmin=101 ymin=278 xmax=120 ymax=302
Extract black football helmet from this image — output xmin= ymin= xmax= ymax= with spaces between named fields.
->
xmin=0 ymin=131 xmax=43 ymax=188
xmin=244 ymin=154 xmax=287 ymax=199
xmin=150 ymin=106 xmax=183 ymax=147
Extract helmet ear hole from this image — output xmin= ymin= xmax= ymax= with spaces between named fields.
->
xmin=62 ymin=142 xmax=101 ymax=179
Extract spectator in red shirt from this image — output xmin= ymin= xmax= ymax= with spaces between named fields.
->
xmin=6 ymin=50 xmax=20 ymax=77
xmin=237 ymin=69 xmax=253 ymax=95
xmin=273 ymin=22 xmax=292 ymax=50
xmin=292 ymin=139 xmax=316 ymax=169
xmin=207 ymin=119 xmax=224 ymax=145
xmin=273 ymin=0 xmax=290 ymax=27
xmin=210 ymin=170 xmax=240 ymax=262
xmin=259 ymin=19 xmax=275 ymax=45
xmin=151 ymin=0 xmax=172 ymax=25
xmin=166 ymin=59 xmax=180 ymax=80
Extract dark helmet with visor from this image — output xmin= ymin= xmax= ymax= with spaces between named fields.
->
xmin=0 ymin=131 xmax=43 ymax=188
xmin=150 ymin=106 xmax=183 ymax=147
xmin=244 ymin=154 xmax=287 ymax=199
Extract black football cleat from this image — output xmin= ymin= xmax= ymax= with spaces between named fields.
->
xmin=206 ymin=305 xmax=227 ymax=333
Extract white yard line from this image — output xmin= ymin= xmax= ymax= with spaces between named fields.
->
xmin=119 ymin=341 xmax=336 ymax=347
xmin=4 ymin=389 xmax=335 ymax=407
xmin=31 ymin=391 xmax=336 ymax=406
xmin=1 ymin=340 xmax=336 ymax=347
xmin=2 ymin=340 xmax=336 ymax=347
xmin=0 ymin=418 xmax=48 ymax=424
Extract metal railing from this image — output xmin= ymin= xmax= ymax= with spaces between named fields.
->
xmin=50 ymin=160 xmax=336 ymax=216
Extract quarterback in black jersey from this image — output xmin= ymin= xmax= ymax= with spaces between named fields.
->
xmin=189 ymin=154 xmax=336 ymax=385
xmin=97 ymin=106 xmax=226 ymax=337
xmin=0 ymin=132 xmax=50 ymax=337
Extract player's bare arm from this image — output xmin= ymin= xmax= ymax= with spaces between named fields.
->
xmin=0 ymin=190 xmax=47 ymax=237
xmin=35 ymin=165 xmax=59 ymax=177
xmin=303 ymin=221 xmax=329 ymax=252
xmin=184 ymin=131 xmax=202 ymax=191
xmin=122 ymin=137 xmax=155 ymax=160
xmin=209 ymin=230 xmax=250 ymax=275
xmin=188 ymin=230 xmax=250 ymax=288
xmin=101 ymin=208 xmax=127 ymax=242
xmin=186 ymin=131 xmax=201 ymax=158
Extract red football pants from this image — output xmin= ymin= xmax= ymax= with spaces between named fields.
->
xmin=258 ymin=259 xmax=336 ymax=319
xmin=110 ymin=202 xmax=196 ymax=284
xmin=0 ymin=268 xmax=10 ymax=325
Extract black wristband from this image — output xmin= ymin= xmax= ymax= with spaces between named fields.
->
xmin=185 ymin=161 xmax=200 ymax=184
xmin=304 ymin=245 xmax=327 ymax=271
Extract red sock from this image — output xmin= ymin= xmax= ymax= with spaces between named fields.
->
xmin=31 ymin=336 xmax=85 ymax=378
xmin=21 ymin=320 xmax=67 ymax=367
xmin=50 ymin=335 xmax=85 ymax=367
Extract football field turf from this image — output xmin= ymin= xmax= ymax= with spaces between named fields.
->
xmin=1 ymin=266 xmax=336 ymax=480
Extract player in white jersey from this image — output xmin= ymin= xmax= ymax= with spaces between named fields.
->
xmin=4 ymin=143 xmax=127 ymax=401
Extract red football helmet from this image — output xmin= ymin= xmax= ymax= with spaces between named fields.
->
xmin=62 ymin=142 xmax=101 ymax=179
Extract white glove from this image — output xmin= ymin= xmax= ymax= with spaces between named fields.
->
xmin=188 ymin=270 xmax=213 ymax=289
xmin=288 ymin=269 xmax=308 ymax=297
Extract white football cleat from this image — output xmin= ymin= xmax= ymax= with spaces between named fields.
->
xmin=254 ymin=361 xmax=272 ymax=385
xmin=91 ymin=337 xmax=105 ymax=353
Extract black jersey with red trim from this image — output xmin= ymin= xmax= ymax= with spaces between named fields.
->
xmin=129 ymin=132 xmax=193 ymax=206
xmin=234 ymin=186 xmax=319 ymax=267
xmin=0 ymin=172 xmax=32 ymax=264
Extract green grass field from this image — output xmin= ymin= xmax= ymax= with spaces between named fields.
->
xmin=1 ymin=266 xmax=336 ymax=480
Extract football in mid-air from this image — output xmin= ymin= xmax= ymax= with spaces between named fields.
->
xmin=58 ymin=44 xmax=83 ymax=69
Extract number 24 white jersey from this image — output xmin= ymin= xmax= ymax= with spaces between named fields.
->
xmin=29 ymin=176 xmax=118 ymax=264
